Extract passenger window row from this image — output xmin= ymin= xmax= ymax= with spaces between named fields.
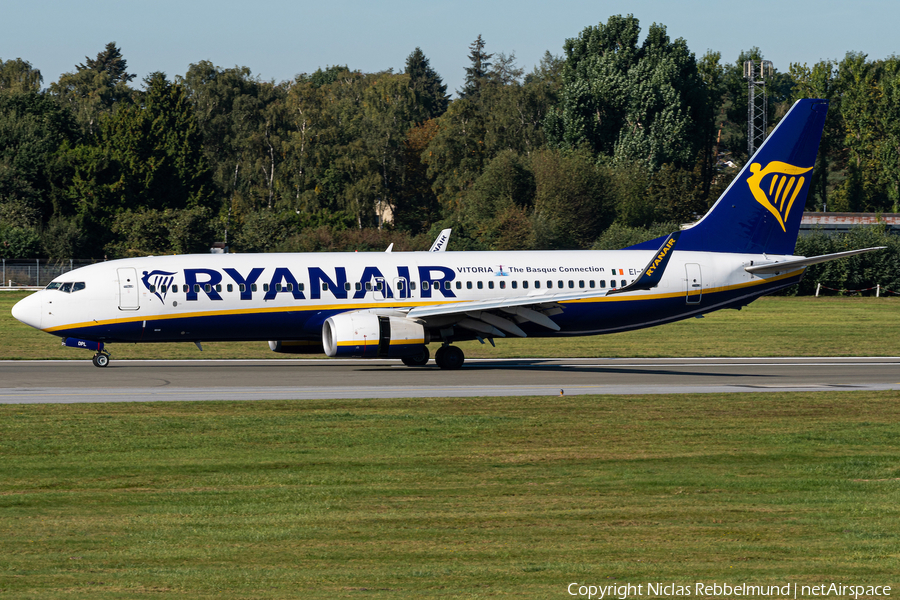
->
xmin=147 ymin=278 xmax=632 ymax=295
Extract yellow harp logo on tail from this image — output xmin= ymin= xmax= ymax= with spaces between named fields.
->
xmin=747 ymin=161 xmax=813 ymax=232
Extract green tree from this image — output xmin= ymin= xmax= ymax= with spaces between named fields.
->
xmin=525 ymin=51 xmax=564 ymax=90
xmin=64 ymin=72 xmax=214 ymax=251
xmin=405 ymin=48 xmax=449 ymax=120
xmin=530 ymin=148 xmax=614 ymax=249
xmin=41 ymin=215 xmax=87 ymax=261
xmin=463 ymin=150 xmax=535 ymax=249
xmin=78 ymin=42 xmax=135 ymax=88
xmin=459 ymin=35 xmax=493 ymax=99
xmin=790 ymin=59 xmax=840 ymax=210
xmin=591 ymin=221 xmax=681 ymax=250
xmin=545 ymin=15 xmax=710 ymax=170
xmin=50 ymin=42 xmax=135 ymax=136
xmin=391 ymin=120 xmax=442 ymax=234
xmin=0 ymin=58 xmax=42 ymax=93
xmin=280 ymin=69 xmax=427 ymax=229
xmin=0 ymin=91 xmax=77 ymax=222
xmin=422 ymin=97 xmax=487 ymax=211
xmin=109 ymin=72 xmax=213 ymax=212
xmin=876 ymin=57 xmax=900 ymax=210
xmin=105 ymin=206 xmax=214 ymax=258
xmin=423 ymin=51 xmax=556 ymax=223
xmin=830 ymin=53 xmax=886 ymax=212
xmin=0 ymin=223 xmax=41 ymax=258
xmin=606 ymin=160 xmax=654 ymax=227
xmin=695 ymin=50 xmax=727 ymax=201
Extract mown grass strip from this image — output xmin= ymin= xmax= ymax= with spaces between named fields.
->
xmin=1 ymin=391 xmax=898 ymax=598
xmin=2 ymin=292 xmax=900 ymax=360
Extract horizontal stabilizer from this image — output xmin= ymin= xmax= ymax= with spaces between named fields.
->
xmin=744 ymin=247 xmax=886 ymax=274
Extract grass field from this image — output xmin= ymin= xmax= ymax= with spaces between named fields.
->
xmin=1 ymin=392 xmax=899 ymax=598
xmin=3 ymin=292 xmax=898 ymax=597
xmin=2 ymin=291 xmax=900 ymax=359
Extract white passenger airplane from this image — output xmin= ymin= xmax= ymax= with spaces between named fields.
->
xmin=12 ymin=99 xmax=881 ymax=369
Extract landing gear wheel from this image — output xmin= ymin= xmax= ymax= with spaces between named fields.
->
xmin=401 ymin=346 xmax=430 ymax=367
xmin=434 ymin=345 xmax=464 ymax=370
xmin=92 ymin=353 xmax=109 ymax=368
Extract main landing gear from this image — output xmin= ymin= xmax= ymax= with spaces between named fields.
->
xmin=401 ymin=346 xmax=430 ymax=367
xmin=434 ymin=345 xmax=464 ymax=370
xmin=400 ymin=345 xmax=465 ymax=369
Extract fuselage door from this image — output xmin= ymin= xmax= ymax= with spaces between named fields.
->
xmin=117 ymin=267 xmax=140 ymax=310
xmin=373 ymin=276 xmax=388 ymax=300
xmin=393 ymin=277 xmax=409 ymax=300
xmin=685 ymin=263 xmax=702 ymax=305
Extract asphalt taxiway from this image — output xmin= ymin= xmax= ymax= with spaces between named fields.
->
xmin=0 ymin=357 xmax=897 ymax=403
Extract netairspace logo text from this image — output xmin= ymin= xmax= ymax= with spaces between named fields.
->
xmin=567 ymin=582 xmax=892 ymax=599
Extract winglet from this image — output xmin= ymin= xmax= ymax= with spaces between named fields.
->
xmin=608 ymin=231 xmax=680 ymax=296
xmin=429 ymin=229 xmax=451 ymax=252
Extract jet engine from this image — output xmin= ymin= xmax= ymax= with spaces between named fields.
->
xmin=322 ymin=311 xmax=429 ymax=358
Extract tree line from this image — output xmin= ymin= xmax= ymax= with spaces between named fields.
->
xmin=1 ymin=14 xmax=899 ymax=273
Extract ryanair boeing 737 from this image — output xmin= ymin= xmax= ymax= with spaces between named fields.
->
xmin=11 ymin=99 xmax=881 ymax=369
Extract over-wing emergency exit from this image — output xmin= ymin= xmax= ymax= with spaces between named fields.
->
xmin=11 ymin=99 xmax=882 ymax=369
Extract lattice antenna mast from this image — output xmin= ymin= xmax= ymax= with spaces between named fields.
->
xmin=744 ymin=59 xmax=773 ymax=157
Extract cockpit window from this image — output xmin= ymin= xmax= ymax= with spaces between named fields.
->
xmin=45 ymin=281 xmax=86 ymax=293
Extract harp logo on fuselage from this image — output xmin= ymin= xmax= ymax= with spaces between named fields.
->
xmin=747 ymin=161 xmax=813 ymax=232
xmin=141 ymin=270 xmax=176 ymax=304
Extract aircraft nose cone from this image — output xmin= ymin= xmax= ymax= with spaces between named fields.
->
xmin=11 ymin=292 xmax=42 ymax=330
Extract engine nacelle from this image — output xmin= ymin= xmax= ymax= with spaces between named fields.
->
xmin=268 ymin=340 xmax=325 ymax=354
xmin=322 ymin=312 xmax=428 ymax=358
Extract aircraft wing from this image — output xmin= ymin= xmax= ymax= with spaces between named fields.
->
xmin=405 ymin=290 xmax=600 ymax=337
xmin=405 ymin=232 xmax=680 ymax=338
xmin=744 ymin=246 xmax=885 ymax=274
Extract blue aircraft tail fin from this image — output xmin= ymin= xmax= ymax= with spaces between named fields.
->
xmin=630 ymin=98 xmax=828 ymax=255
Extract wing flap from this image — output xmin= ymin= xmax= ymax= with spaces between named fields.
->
xmin=406 ymin=289 xmax=604 ymax=320
xmin=466 ymin=311 xmax=528 ymax=337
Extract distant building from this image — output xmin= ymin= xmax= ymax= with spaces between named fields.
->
xmin=375 ymin=200 xmax=394 ymax=229
xmin=800 ymin=213 xmax=900 ymax=236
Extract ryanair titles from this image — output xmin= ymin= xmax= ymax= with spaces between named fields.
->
xmin=142 ymin=263 xmax=605 ymax=304
xmin=645 ymin=236 xmax=677 ymax=277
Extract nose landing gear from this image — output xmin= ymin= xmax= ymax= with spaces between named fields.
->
xmin=62 ymin=338 xmax=110 ymax=367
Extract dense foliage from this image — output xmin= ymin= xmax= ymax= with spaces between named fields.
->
xmin=2 ymin=17 xmax=900 ymax=294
